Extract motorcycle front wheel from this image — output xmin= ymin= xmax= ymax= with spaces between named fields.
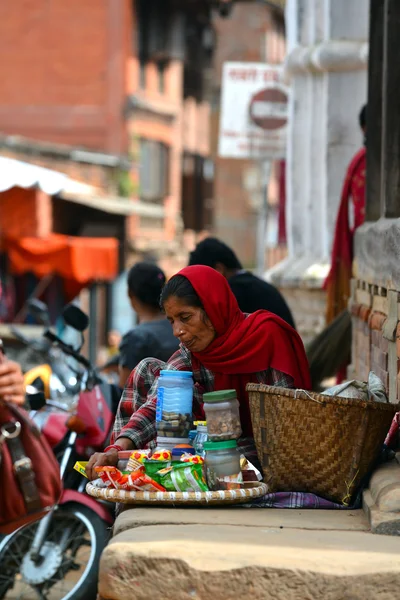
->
xmin=0 ymin=503 xmax=109 ymax=600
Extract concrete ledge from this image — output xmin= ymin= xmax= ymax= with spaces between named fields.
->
xmin=99 ymin=523 xmax=400 ymax=600
xmin=113 ymin=507 xmax=369 ymax=537
xmin=363 ymin=460 xmax=400 ymax=535
xmin=354 ymin=217 xmax=400 ymax=288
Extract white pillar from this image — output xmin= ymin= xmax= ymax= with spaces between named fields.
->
xmin=283 ymin=0 xmax=368 ymax=268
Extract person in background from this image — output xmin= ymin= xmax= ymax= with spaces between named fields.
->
xmin=118 ymin=263 xmax=179 ymax=388
xmin=0 ymin=357 xmax=25 ymax=405
xmin=107 ymin=330 xmax=121 ymax=358
xmin=188 ymin=237 xmax=295 ymax=328
xmin=325 ymin=104 xmax=367 ymax=324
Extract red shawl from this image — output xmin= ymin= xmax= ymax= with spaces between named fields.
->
xmin=178 ymin=266 xmax=311 ymax=436
xmin=325 ymin=147 xmax=366 ymax=324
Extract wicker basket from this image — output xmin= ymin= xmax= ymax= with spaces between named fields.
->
xmin=247 ymin=384 xmax=399 ymax=505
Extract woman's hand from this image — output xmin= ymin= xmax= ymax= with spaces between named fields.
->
xmin=85 ymin=449 xmax=119 ymax=481
xmin=0 ymin=360 xmax=25 ymax=405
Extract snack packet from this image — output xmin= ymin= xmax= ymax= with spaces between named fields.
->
xmin=125 ymin=470 xmax=166 ymax=492
xmin=158 ymin=463 xmax=209 ymax=492
xmin=215 ymin=473 xmax=243 ymax=491
xmin=143 ymin=460 xmax=171 ymax=483
xmin=126 ymin=456 xmax=145 ymax=473
xmin=180 ymin=453 xmax=204 ymax=465
xmin=129 ymin=450 xmax=152 ymax=463
xmin=74 ymin=461 xmax=89 ymax=478
xmin=240 ymin=456 xmax=262 ymax=482
xmin=151 ymin=449 xmax=172 ymax=461
xmin=94 ymin=466 xmax=124 ymax=488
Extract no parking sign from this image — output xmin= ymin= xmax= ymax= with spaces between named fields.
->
xmin=218 ymin=62 xmax=288 ymax=160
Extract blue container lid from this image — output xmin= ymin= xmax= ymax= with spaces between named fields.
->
xmin=160 ymin=370 xmax=193 ymax=378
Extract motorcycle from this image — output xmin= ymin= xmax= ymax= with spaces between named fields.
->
xmin=0 ymin=304 xmax=121 ymax=600
xmin=11 ymin=299 xmax=82 ymax=409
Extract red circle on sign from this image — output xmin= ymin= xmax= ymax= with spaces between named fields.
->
xmin=249 ymin=87 xmax=288 ymax=130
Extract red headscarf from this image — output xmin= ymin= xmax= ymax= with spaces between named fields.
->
xmin=178 ymin=266 xmax=311 ymax=436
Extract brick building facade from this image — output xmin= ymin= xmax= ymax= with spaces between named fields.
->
xmin=0 ymin=0 xmax=215 ymax=276
xmin=0 ymin=0 xmax=219 ymax=353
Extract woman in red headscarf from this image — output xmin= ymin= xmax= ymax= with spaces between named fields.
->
xmin=86 ymin=266 xmax=310 ymax=479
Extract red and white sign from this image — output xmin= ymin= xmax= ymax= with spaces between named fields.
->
xmin=218 ymin=62 xmax=289 ymax=160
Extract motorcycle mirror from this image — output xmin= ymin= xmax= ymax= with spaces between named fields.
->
xmin=28 ymin=299 xmax=50 ymax=326
xmin=63 ymin=304 xmax=89 ymax=332
xmin=26 ymin=385 xmax=47 ymax=411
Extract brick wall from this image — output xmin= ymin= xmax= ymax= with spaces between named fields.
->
xmin=0 ymin=0 xmax=128 ymax=153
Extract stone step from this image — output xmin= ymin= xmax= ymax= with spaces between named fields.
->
xmin=98 ymin=508 xmax=400 ymax=600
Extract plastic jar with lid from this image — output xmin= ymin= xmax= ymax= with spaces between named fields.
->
xmin=204 ymin=440 xmax=240 ymax=490
xmin=203 ymin=390 xmax=242 ymax=441
xmin=156 ymin=370 xmax=194 ymax=437
xmin=193 ymin=421 xmax=208 ymax=456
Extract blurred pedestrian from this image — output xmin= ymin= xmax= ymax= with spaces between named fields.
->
xmin=118 ymin=263 xmax=179 ymax=387
xmin=325 ymin=105 xmax=367 ymax=324
xmin=106 ymin=330 xmax=121 ymax=358
xmin=188 ymin=237 xmax=295 ymax=328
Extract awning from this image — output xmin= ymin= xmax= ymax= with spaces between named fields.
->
xmin=4 ymin=234 xmax=118 ymax=299
xmin=0 ymin=156 xmax=165 ymax=219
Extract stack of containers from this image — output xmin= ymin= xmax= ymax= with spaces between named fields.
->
xmin=202 ymin=389 xmax=242 ymax=489
xmin=156 ymin=370 xmax=194 ymax=450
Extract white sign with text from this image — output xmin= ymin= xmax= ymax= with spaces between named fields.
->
xmin=218 ymin=62 xmax=288 ymax=160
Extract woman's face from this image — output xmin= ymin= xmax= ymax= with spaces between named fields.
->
xmin=163 ymin=295 xmax=216 ymax=353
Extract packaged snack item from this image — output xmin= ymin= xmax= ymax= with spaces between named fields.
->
xmin=126 ymin=471 xmax=166 ymax=492
xmin=180 ymin=453 xmax=204 ymax=465
xmin=215 ymin=473 xmax=243 ymax=491
xmin=240 ymin=456 xmax=262 ymax=482
xmin=74 ymin=461 xmax=89 ymax=478
xmin=151 ymin=449 xmax=172 ymax=461
xmin=126 ymin=456 xmax=145 ymax=473
xmin=158 ymin=463 xmax=209 ymax=493
xmin=94 ymin=466 xmax=124 ymax=488
xmin=143 ymin=459 xmax=171 ymax=483
xmin=129 ymin=449 xmax=152 ymax=463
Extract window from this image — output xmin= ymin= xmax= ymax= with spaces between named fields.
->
xmin=157 ymin=61 xmax=166 ymax=94
xmin=139 ymin=140 xmax=170 ymax=203
xmin=139 ymin=60 xmax=146 ymax=89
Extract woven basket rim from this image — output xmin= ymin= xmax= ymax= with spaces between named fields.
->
xmin=246 ymin=383 xmax=400 ymax=412
xmin=86 ymin=481 xmax=268 ymax=505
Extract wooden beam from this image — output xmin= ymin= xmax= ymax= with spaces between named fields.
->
xmin=381 ymin=0 xmax=400 ymax=219
xmin=366 ymin=0 xmax=384 ymax=221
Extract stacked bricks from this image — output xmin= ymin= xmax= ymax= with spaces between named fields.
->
xmin=351 ymin=283 xmax=398 ymax=400
xmin=369 ymin=312 xmax=389 ymax=392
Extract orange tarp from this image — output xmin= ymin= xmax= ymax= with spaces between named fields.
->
xmin=4 ymin=234 xmax=118 ymax=296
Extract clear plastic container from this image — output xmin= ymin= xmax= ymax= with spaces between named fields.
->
xmin=193 ymin=421 xmax=208 ymax=456
xmin=155 ymin=436 xmax=189 ymax=452
xmin=203 ymin=390 xmax=242 ymax=441
xmin=156 ymin=371 xmax=194 ymax=437
xmin=204 ymin=440 xmax=240 ymax=490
